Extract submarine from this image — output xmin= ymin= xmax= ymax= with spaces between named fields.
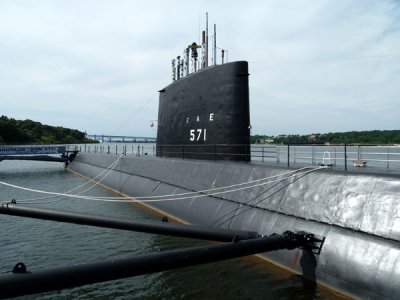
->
xmin=68 ymin=22 xmax=400 ymax=300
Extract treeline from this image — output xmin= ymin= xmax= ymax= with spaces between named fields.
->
xmin=0 ymin=115 xmax=96 ymax=145
xmin=251 ymin=130 xmax=400 ymax=145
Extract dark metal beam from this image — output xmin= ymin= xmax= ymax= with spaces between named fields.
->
xmin=0 ymin=232 xmax=309 ymax=299
xmin=0 ymin=155 xmax=68 ymax=162
xmin=0 ymin=204 xmax=259 ymax=242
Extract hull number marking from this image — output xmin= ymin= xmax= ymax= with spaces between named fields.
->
xmin=190 ymin=129 xmax=207 ymax=141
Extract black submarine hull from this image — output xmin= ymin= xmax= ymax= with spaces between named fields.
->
xmin=157 ymin=61 xmax=250 ymax=161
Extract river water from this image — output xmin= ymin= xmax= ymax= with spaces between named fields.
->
xmin=0 ymin=160 xmax=341 ymax=299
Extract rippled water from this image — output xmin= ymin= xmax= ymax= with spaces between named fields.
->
xmin=0 ymin=160 xmax=341 ymax=299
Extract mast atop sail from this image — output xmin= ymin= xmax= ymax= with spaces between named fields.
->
xmin=171 ymin=13 xmax=226 ymax=82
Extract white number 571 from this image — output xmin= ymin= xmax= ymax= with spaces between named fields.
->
xmin=189 ymin=129 xmax=207 ymax=141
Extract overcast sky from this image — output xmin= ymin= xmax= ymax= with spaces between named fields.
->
xmin=1 ymin=0 xmax=399 ymax=137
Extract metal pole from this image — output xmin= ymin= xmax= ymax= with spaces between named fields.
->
xmin=0 ymin=204 xmax=259 ymax=242
xmin=0 ymin=232 xmax=313 ymax=299
xmin=287 ymin=144 xmax=290 ymax=167
xmin=262 ymin=147 xmax=264 ymax=163
xmin=205 ymin=12 xmax=208 ymax=67
xmin=334 ymin=146 xmax=337 ymax=166
xmin=214 ymin=24 xmax=217 ymax=65
xmin=312 ymin=145 xmax=315 ymax=165
xmin=276 ymin=146 xmax=280 ymax=164
xmin=344 ymin=144 xmax=347 ymax=171
xmin=387 ymin=147 xmax=390 ymax=169
xmin=294 ymin=146 xmax=296 ymax=165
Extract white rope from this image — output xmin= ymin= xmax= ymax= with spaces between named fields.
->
xmin=69 ymin=154 xmax=124 ymax=195
xmin=211 ymin=166 xmax=327 ymax=227
xmin=28 ymin=166 xmax=314 ymax=202
xmin=16 ymin=166 xmax=316 ymax=203
xmin=0 ymin=174 xmax=293 ymax=203
xmin=7 ymin=165 xmax=308 ymax=203
xmin=127 ymin=166 xmax=327 ymax=203
xmin=2 ymin=166 xmax=325 ymax=204
xmin=0 ymin=166 xmax=326 ymax=204
xmin=5 ymin=154 xmax=124 ymax=204
xmin=84 ymin=166 xmax=315 ymax=200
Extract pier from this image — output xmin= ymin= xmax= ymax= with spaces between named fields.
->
xmin=0 ymin=146 xmax=78 ymax=165
xmin=87 ymin=134 xmax=156 ymax=143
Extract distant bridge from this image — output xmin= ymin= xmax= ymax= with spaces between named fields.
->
xmin=87 ymin=134 xmax=156 ymax=143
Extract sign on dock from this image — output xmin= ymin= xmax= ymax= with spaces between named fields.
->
xmin=0 ymin=146 xmax=78 ymax=165
xmin=0 ymin=146 xmax=66 ymax=155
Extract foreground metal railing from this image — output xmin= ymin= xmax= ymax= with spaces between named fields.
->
xmin=67 ymin=143 xmax=400 ymax=172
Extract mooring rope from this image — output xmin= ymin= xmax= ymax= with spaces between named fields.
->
xmin=210 ymin=166 xmax=327 ymax=228
xmin=1 ymin=154 xmax=124 ymax=204
xmin=0 ymin=166 xmax=325 ymax=205
xmin=30 ymin=166 xmax=314 ymax=202
xmin=97 ymin=166 xmax=315 ymax=200
xmin=2 ymin=165 xmax=305 ymax=203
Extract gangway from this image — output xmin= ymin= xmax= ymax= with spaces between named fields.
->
xmin=0 ymin=146 xmax=78 ymax=165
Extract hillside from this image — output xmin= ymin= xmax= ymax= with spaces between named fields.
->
xmin=252 ymin=130 xmax=400 ymax=145
xmin=0 ymin=115 xmax=96 ymax=145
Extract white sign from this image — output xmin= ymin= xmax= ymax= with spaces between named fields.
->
xmin=0 ymin=146 xmax=65 ymax=155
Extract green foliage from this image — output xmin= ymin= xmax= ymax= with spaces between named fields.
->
xmin=0 ymin=115 xmax=97 ymax=145
xmin=255 ymin=130 xmax=400 ymax=145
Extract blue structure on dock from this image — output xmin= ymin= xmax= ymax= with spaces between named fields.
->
xmin=0 ymin=146 xmax=78 ymax=165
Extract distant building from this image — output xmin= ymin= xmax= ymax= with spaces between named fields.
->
xmin=308 ymin=135 xmax=317 ymax=142
xmin=264 ymin=138 xmax=274 ymax=143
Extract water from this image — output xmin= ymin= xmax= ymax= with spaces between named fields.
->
xmin=0 ymin=160 xmax=341 ymax=299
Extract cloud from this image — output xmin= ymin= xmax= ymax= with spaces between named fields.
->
xmin=0 ymin=0 xmax=399 ymax=137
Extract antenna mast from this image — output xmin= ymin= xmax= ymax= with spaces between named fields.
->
xmin=205 ymin=12 xmax=208 ymax=67
xmin=214 ymin=24 xmax=217 ymax=65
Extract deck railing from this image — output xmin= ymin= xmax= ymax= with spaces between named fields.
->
xmin=67 ymin=144 xmax=400 ymax=173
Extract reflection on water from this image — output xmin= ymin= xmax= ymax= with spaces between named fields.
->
xmin=0 ymin=160 xmax=340 ymax=299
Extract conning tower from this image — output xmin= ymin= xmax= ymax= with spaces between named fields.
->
xmin=156 ymin=16 xmax=250 ymax=161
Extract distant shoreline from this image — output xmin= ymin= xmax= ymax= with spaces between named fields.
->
xmin=251 ymin=130 xmax=400 ymax=145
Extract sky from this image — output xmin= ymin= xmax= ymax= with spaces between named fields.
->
xmin=1 ymin=0 xmax=399 ymax=137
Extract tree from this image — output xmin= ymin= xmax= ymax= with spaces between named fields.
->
xmin=0 ymin=115 xmax=98 ymax=145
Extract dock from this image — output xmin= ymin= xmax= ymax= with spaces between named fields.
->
xmin=0 ymin=146 xmax=78 ymax=165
